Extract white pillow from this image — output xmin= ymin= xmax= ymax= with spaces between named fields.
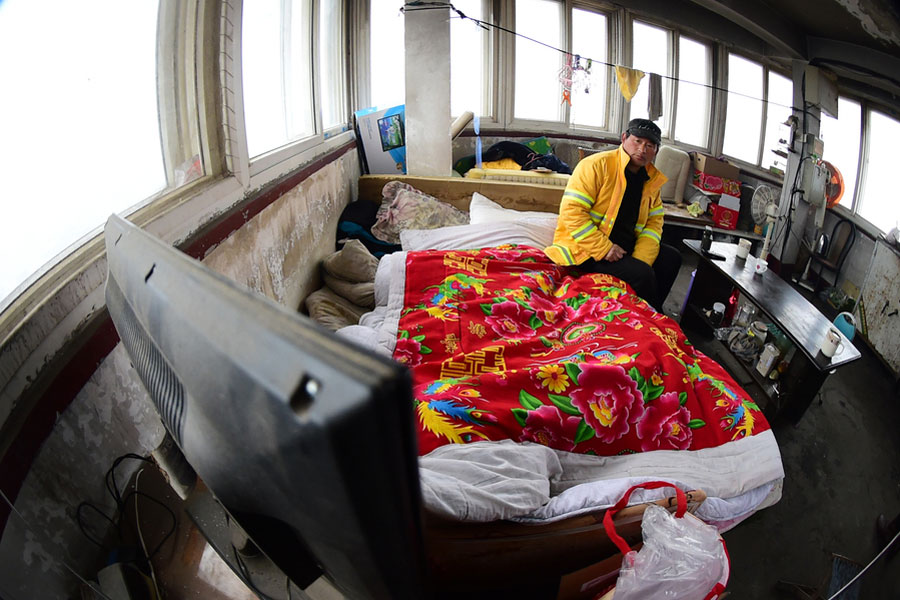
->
xmin=469 ymin=192 xmax=559 ymax=229
xmin=400 ymin=221 xmax=556 ymax=252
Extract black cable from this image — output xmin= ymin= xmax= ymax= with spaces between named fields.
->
xmin=401 ymin=1 xmax=806 ymax=113
xmin=232 ymin=544 xmax=279 ymax=600
xmin=75 ymin=501 xmax=119 ymax=547
xmin=120 ymin=489 xmax=178 ymax=560
xmin=105 ymin=453 xmax=155 ymax=511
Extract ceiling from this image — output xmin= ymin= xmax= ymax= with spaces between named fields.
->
xmin=691 ymin=0 xmax=900 ymax=99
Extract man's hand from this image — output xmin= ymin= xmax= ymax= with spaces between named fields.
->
xmin=604 ymin=243 xmax=627 ymax=262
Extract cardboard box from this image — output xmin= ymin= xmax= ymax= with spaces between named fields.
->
xmin=692 ymin=153 xmax=741 ymax=180
xmin=354 ymin=105 xmax=407 ymax=175
xmin=692 ymin=170 xmax=741 ymax=196
xmin=709 ymin=202 xmax=738 ymax=230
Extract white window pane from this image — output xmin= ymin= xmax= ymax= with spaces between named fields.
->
xmin=820 ymin=97 xmax=861 ymax=208
xmin=723 ymin=54 xmax=764 ymax=164
xmin=243 ymin=0 xmax=314 ymax=157
xmin=0 ymin=0 xmax=166 ymax=303
xmin=674 ymin=36 xmax=710 ymax=148
xmin=858 ymin=110 xmax=900 ymax=230
xmin=761 ymin=71 xmax=793 ymax=171
xmin=370 ymin=0 xmax=405 ymax=110
xmin=319 ymin=1 xmax=346 ymax=130
xmin=515 ymin=0 xmax=562 ymax=122
xmin=630 ymin=21 xmax=670 ymax=136
xmin=570 ymin=8 xmax=608 ymax=129
xmin=451 ymin=0 xmax=487 ymax=117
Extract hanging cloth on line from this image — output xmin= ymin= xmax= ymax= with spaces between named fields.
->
xmin=615 ymin=65 xmax=645 ymax=102
xmin=648 ymin=72 xmax=663 ymax=121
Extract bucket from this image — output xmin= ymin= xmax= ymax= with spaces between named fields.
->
xmin=833 ymin=311 xmax=856 ymax=341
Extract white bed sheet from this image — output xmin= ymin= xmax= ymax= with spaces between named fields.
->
xmin=337 ymin=246 xmax=785 ymax=529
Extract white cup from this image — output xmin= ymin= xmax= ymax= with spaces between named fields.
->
xmin=736 ymin=239 xmax=751 ymax=259
xmin=820 ymin=327 xmax=844 ymax=358
xmin=754 ymin=258 xmax=768 ymax=275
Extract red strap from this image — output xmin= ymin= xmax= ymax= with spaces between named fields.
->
xmin=602 ymin=481 xmax=687 ymax=556
xmin=702 ymin=539 xmax=732 ymax=599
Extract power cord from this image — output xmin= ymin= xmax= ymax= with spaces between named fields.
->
xmin=73 ymin=453 xmax=178 ymax=599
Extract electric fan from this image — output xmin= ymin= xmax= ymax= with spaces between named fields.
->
xmin=823 ymin=160 xmax=845 ymax=208
xmin=750 ymin=184 xmax=780 ymax=260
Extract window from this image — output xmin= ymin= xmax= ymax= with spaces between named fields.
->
xmin=318 ymin=1 xmax=347 ymax=130
xmin=723 ymin=53 xmax=764 ymax=164
xmin=674 ymin=36 xmax=711 ymax=148
xmin=630 ymin=21 xmax=671 ymax=136
xmin=820 ymin=97 xmax=861 ymax=209
xmin=451 ymin=0 xmax=490 ymax=118
xmin=514 ymin=0 xmax=563 ymax=122
xmin=370 ymin=0 xmax=405 ymax=110
xmin=0 ymin=0 xmax=204 ymax=304
xmin=570 ymin=8 xmax=608 ymax=129
xmin=243 ymin=0 xmax=314 ymax=158
xmin=857 ymin=109 xmax=900 ymax=228
xmin=760 ymin=71 xmax=793 ymax=171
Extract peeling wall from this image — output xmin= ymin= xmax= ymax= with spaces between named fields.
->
xmin=0 ymin=346 xmax=165 ymax=599
xmin=203 ymin=153 xmax=359 ymax=311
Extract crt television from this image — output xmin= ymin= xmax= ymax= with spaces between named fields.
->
xmin=103 ymin=214 xmax=427 ymax=599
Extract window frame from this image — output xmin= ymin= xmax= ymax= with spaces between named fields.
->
xmin=720 ymin=50 xmax=793 ymax=173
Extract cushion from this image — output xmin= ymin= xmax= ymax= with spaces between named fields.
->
xmin=656 ymin=145 xmax=691 ymax=206
xmin=304 ymin=287 xmax=369 ymax=332
xmin=324 ymin=273 xmax=375 ymax=308
xmin=371 ymin=182 xmax=468 ymax=245
xmin=468 ymin=192 xmax=559 ymax=229
xmin=401 ymin=221 xmax=556 ymax=252
xmin=322 ymin=239 xmax=379 ymax=283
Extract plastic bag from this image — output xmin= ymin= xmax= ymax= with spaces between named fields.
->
xmin=603 ymin=481 xmax=729 ymax=600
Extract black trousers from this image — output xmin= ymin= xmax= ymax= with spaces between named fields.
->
xmin=579 ymin=243 xmax=682 ymax=312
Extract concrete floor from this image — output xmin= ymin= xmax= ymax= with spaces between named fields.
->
xmin=142 ymin=244 xmax=900 ymax=599
xmin=665 ymin=246 xmax=900 ymax=599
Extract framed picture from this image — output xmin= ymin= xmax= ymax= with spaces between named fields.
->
xmin=377 ymin=113 xmax=405 ymax=152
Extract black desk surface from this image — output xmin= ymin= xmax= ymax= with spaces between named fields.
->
xmin=684 ymin=239 xmax=861 ymax=371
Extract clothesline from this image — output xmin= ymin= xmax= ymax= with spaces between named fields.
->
xmin=401 ymin=1 xmax=800 ymax=113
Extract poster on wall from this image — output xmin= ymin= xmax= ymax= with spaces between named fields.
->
xmin=354 ymin=105 xmax=407 ymax=175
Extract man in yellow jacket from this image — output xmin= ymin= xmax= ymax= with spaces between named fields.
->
xmin=545 ymin=119 xmax=681 ymax=311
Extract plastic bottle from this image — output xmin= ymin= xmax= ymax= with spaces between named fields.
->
xmin=701 ymin=226 xmax=713 ymax=252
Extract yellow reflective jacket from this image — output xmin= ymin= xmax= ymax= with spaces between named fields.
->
xmin=544 ymin=145 xmax=667 ymax=267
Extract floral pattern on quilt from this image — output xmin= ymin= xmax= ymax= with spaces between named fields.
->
xmin=396 ymin=245 xmax=770 ymax=457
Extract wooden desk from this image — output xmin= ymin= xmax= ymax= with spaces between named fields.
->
xmin=680 ymin=239 xmax=861 ymax=424
xmin=663 ymin=204 xmax=763 ymax=242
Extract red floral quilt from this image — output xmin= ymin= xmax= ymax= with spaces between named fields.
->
xmin=394 ymin=245 xmax=770 ymax=457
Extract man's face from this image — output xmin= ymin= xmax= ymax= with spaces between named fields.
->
xmin=621 ymin=133 xmax=658 ymax=168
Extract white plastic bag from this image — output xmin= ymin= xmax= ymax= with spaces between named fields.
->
xmin=603 ymin=481 xmax=729 ymax=600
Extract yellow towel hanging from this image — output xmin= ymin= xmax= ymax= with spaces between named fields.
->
xmin=615 ymin=65 xmax=645 ymax=102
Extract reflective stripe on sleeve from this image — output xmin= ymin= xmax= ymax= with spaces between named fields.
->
xmin=639 ymin=228 xmax=662 ymax=243
xmin=572 ymin=222 xmax=598 ymax=240
xmin=563 ymin=190 xmax=594 ymax=209
xmin=552 ymin=244 xmax=576 ymax=265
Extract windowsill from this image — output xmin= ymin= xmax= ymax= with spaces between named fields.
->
xmin=829 ymin=204 xmax=886 ymax=242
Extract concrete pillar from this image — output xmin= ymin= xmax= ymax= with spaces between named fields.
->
xmin=774 ymin=60 xmax=823 ymax=268
xmin=404 ymin=6 xmax=452 ymax=176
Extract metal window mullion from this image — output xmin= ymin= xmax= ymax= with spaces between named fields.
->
xmin=281 ymin=0 xmax=293 ymax=140
xmin=563 ymin=0 xmax=573 ymax=126
xmin=311 ymin=0 xmax=323 ymax=136
xmin=709 ymin=44 xmax=728 ymax=157
xmin=757 ymin=66 xmax=770 ymax=167
xmin=499 ymin=0 xmax=515 ymax=128
xmin=668 ymin=31 xmax=680 ymax=144
xmin=663 ymin=26 xmax=674 ymax=140
xmin=222 ymin=0 xmax=250 ymax=188
xmin=854 ymin=103 xmax=872 ymax=217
